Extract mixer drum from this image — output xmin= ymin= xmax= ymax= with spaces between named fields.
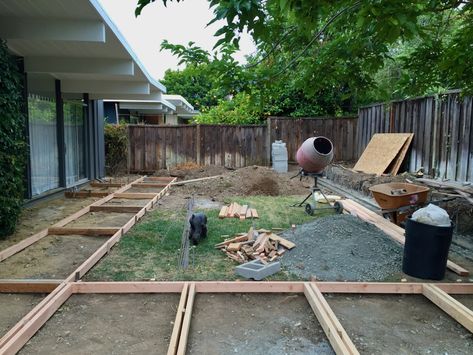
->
xmin=296 ymin=136 xmax=334 ymax=173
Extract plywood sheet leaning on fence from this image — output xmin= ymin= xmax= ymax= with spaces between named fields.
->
xmin=353 ymin=133 xmax=414 ymax=175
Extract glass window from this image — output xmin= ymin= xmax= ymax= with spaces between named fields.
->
xmin=64 ymin=100 xmax=86 ymax=186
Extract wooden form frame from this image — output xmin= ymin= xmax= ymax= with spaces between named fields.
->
xmin=1 ymin=281 xmax=472 ymax=355
xmin=339 ymin=199 xmax=469 ymax=276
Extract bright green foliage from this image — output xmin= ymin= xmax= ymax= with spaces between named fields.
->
xmin=0 ymin=40 xmax=27 ymax=237
xmin=138 ymin=0 xmax=473 ymax=119
xmin=104 ymin=124 xmax=128 ymax=175
xmin=195 ymin=93 xmax=260 ymax=124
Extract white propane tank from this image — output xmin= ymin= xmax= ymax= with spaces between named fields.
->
xmin=271 ymin=140 xmax=288 ymax=173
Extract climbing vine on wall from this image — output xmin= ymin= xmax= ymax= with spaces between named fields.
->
xmin=0 ymin=39 xmax=27 ymax=237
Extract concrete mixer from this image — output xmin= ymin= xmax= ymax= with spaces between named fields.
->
xmin=291 ymin=136 xmax=342 ymax=215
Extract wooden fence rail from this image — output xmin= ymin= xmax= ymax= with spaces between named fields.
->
xmin=358 ymin=92 xmax=473 ymax=182
xmin=127 ymin=116 xmax=358 ymax=172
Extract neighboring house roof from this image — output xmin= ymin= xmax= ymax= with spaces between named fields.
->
xmin=0 ymin=0 xmax=166 ymax=99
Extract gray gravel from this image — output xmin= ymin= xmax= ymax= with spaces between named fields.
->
xmin=281 ymin=214 xmax=403 ymax=281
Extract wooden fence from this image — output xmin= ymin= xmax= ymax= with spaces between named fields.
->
xmin=127 ymin=116 xmax=358 ymax=172
xmin=358 ymin=92 xmax=473 ymax=182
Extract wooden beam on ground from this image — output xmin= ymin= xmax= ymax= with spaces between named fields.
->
xmin=114 ymin=192 xmax=157 ymax=199
xmin=0 ymin=229 xmax=49 ymax=262
xmin=177 ymin=282 xmax=195 ymax=355
xmin=144 ymin=177 xmax=175 ymax=182
xmin=339 ymin=199 xmax=469 ymax=276
xmin=170 ymin=175 xmax=223 ymax=186
xmin=423 ymin=284 xmax=473 ymax=333
xmin=89 ymin=205 xmax=143 ymax=213
xmin=304 ymin=283 xmax=353 ymax=354
xmin=89 ymin=182 xmax=124 ymax=187
xmin=309 ymin=283 xmax=359 ymax=354
xmin=48 ymin=227 xmax=119 ymax=236
xmin=131 ymin=183 xmax=168 ymax=188
xmin=0 ymin=280 xmax=62 ymax=293
xmin=0 ymin=283 xmax=72 ymax=355
xmin=65 ymin=191 xmax=110 ymax=198
xmin=72 ymin=281 xmax=185 ymax=294
xmin=167 ymin=283 xmax=189 ymax=355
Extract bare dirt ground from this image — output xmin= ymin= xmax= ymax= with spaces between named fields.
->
xmin=103 ymin=198 xmax=151 ymax=207
xmin=19 ymin=294 xmax=179 ymax=355
xmin=0 ymin=235 xmax=105 ymax=279
xmin=188 ymin=293 xmax=334 ymax=355
xmin=65 ymin=211 xmax=135 ymax=228
xmin=326 ymin=294 xmax=473 ymax=354
xmin=0 ymin=293 xmax=45 ymax=339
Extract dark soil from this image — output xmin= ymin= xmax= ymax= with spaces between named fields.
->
xmin=281 ymin=214 xmax=403 ymax=281
xmin=20 ymin=294 xmax=179 ymax=355
xmin=0 ymin=293 xmax=45 ymax=338
xmin=188 ymin=293 xmax=334 ymax=355
xmin=326 ymin=294 xmax=473 ymax=354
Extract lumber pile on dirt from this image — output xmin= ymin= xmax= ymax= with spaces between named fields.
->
xmin=218 ymin=203 xmax=259 ymax=220
xmin=215 ymin=227 xmax=295 ymax=264
xmin=415 ymin=178 xmax=473 ymax=205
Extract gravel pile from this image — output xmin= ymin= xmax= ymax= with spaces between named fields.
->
xmin=282 ymin=214 xmax=403 ymax=281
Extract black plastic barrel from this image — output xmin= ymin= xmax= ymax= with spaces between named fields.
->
xmin=402 ymin=218 xmax=453 ymax=280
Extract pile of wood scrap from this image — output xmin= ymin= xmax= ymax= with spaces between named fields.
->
xmin=415 ymin=178 xmax=473 ymax=204
xmin=218 ymin=203 xmax=259 ymax=220
xmin=215 ymin=227 xmax=295 ymax=264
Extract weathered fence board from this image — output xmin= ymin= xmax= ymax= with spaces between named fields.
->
xmin=358 ymin=93 xmax=473 ymax=182
xmin=127 ymin=117 xmax=357 ymax=172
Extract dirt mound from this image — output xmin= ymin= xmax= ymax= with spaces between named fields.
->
xmin=246 ymin=176 xmax=280 ymax=196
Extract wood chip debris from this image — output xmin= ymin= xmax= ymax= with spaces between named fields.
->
xmin=215 ymin=227 xmax=295 ymax=264
xmin=415 ymin=178 xmax=473 ymax=205
xmin=218 ymin=202 xmax=259 ymax=220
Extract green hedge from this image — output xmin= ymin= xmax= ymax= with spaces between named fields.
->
xmin=0 ymin=40 xmax=27 ymax=238
xmin=104 ymin=123 xmax=128 ymax=175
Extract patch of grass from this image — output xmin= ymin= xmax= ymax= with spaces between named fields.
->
xmin=86 ymin=195 xmax=334 ymax=281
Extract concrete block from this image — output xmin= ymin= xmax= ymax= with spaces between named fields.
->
xmin=235 ymin=260 xmax=281 ymax=280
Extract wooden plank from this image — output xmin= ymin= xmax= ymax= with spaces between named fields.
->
xmin=114 ymin=193 xmax=157 ymax=199
xmin=0 ymin=280 xmax=62 ymax=293
xmin=423 ymin=284 xmax=473 ymax=333
xmin=167 ymin=283 xmax=189 ymax=355
xmin=131 ymin=183 xmax=168 ymax=188
xmin=309 ymin=283 xmax=359 ymax=354
xmin=268 ymin=233 xmax=296 ymax=250
xmin=304 ymin=283 xmax=352 ymax=354
xmin=89 ymin=205 xmax=143 ymax=213
xmin=0 ymin=283 xmax=72 ymax=355
xmin=89 ymin=182 xmax=124 ymax=187
xmin=388 ymin=134 xmax=414 ymax=175
xmin=177 ymin=282 xmax=195 ymax=355
xmin=170 ymin=175 xmax=223 ymax=186
xmin=48 ymin=227 xmax=119 ymax=236
xmin=339 ymin=199 xmax=469 ymax=276
xmin=218 ymin=206 xmax=228 ymax=219
xmin=0 ymin=229 xmax=49 ymax=262
xmin=65 ymin=191 xmax=110 ymax=198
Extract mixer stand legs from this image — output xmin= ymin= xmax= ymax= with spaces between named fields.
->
xmin=292 ymin=176 xmax=342 ymax=215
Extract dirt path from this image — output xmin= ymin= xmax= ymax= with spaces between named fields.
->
xmin=19 ymin=294 xmax=178 ymax=355
xmin=326 ymin=293 xmax=473 ymax=354
xmin=0 ymin=293 xmax=45 ymax=339
xmin=188 ymin=293 xmax=333 ymax=355
xmin=0 ymin=235 xmax=105 ymax=279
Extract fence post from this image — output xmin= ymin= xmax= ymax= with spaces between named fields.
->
xmin=196 ymin=124 xmax=201 ymax=165
xmin=266 ymin=117 xmax=271 ymax=166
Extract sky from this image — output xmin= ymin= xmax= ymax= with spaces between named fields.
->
xmin=99 ymin=0 xmax=256 ymax=81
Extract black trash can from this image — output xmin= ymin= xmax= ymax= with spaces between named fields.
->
xmin=402 ymin=218 xmax=453 ymax=280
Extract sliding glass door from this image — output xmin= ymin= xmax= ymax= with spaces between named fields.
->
xmin=64 ymin=100 xmax=86 ymax=186
xmin=28 ymin=94 xmax=60 ymax=196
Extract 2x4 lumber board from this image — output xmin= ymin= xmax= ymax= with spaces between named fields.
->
xmin=0 ymin=283 xmax=73 ymax=355
xmin=65 ymin=231 xmax=122 ymax=282
xmin=423 ymin=284 xmax=473 ymax=333
xmin=65 ymin=191 xmax=110 ymax=198
xmin=0 ymin=177 xmax=145 ymax=263
xmin=339 ymin=199 xmax=469 ymax=276
xmin=0 ymin=282 xmax=68 ymax=349
xmin=170 ymin=175 xmax=223 ymax=186
xmin=309 ymin=283 xmax=359 ymax=355
xmin=113 ymin=192 xmax=157 ymax=199
xmin=89 ymin=205 xmax=143 ymax=213
xmin=304 ymin=283 xmax=353 ymax=355
xmin=48 ymin=227 xmax=119 ymax=236
xmin=89 ymin=182 xmax=124 ymax=187
xmin=167 ymin=283 xmax=190 ymax=355
xmin=177 ymin=283 xmax=196 ymax=355
xmin=131 ymin=183 xmax=168 ymax=188
xmin=0 ymin=280 xmax=62 ymax=293
xmin=145 ymin=176 xmax=176 ymax=182
xmin=72 ymin=282 xmax=185 ymax=294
